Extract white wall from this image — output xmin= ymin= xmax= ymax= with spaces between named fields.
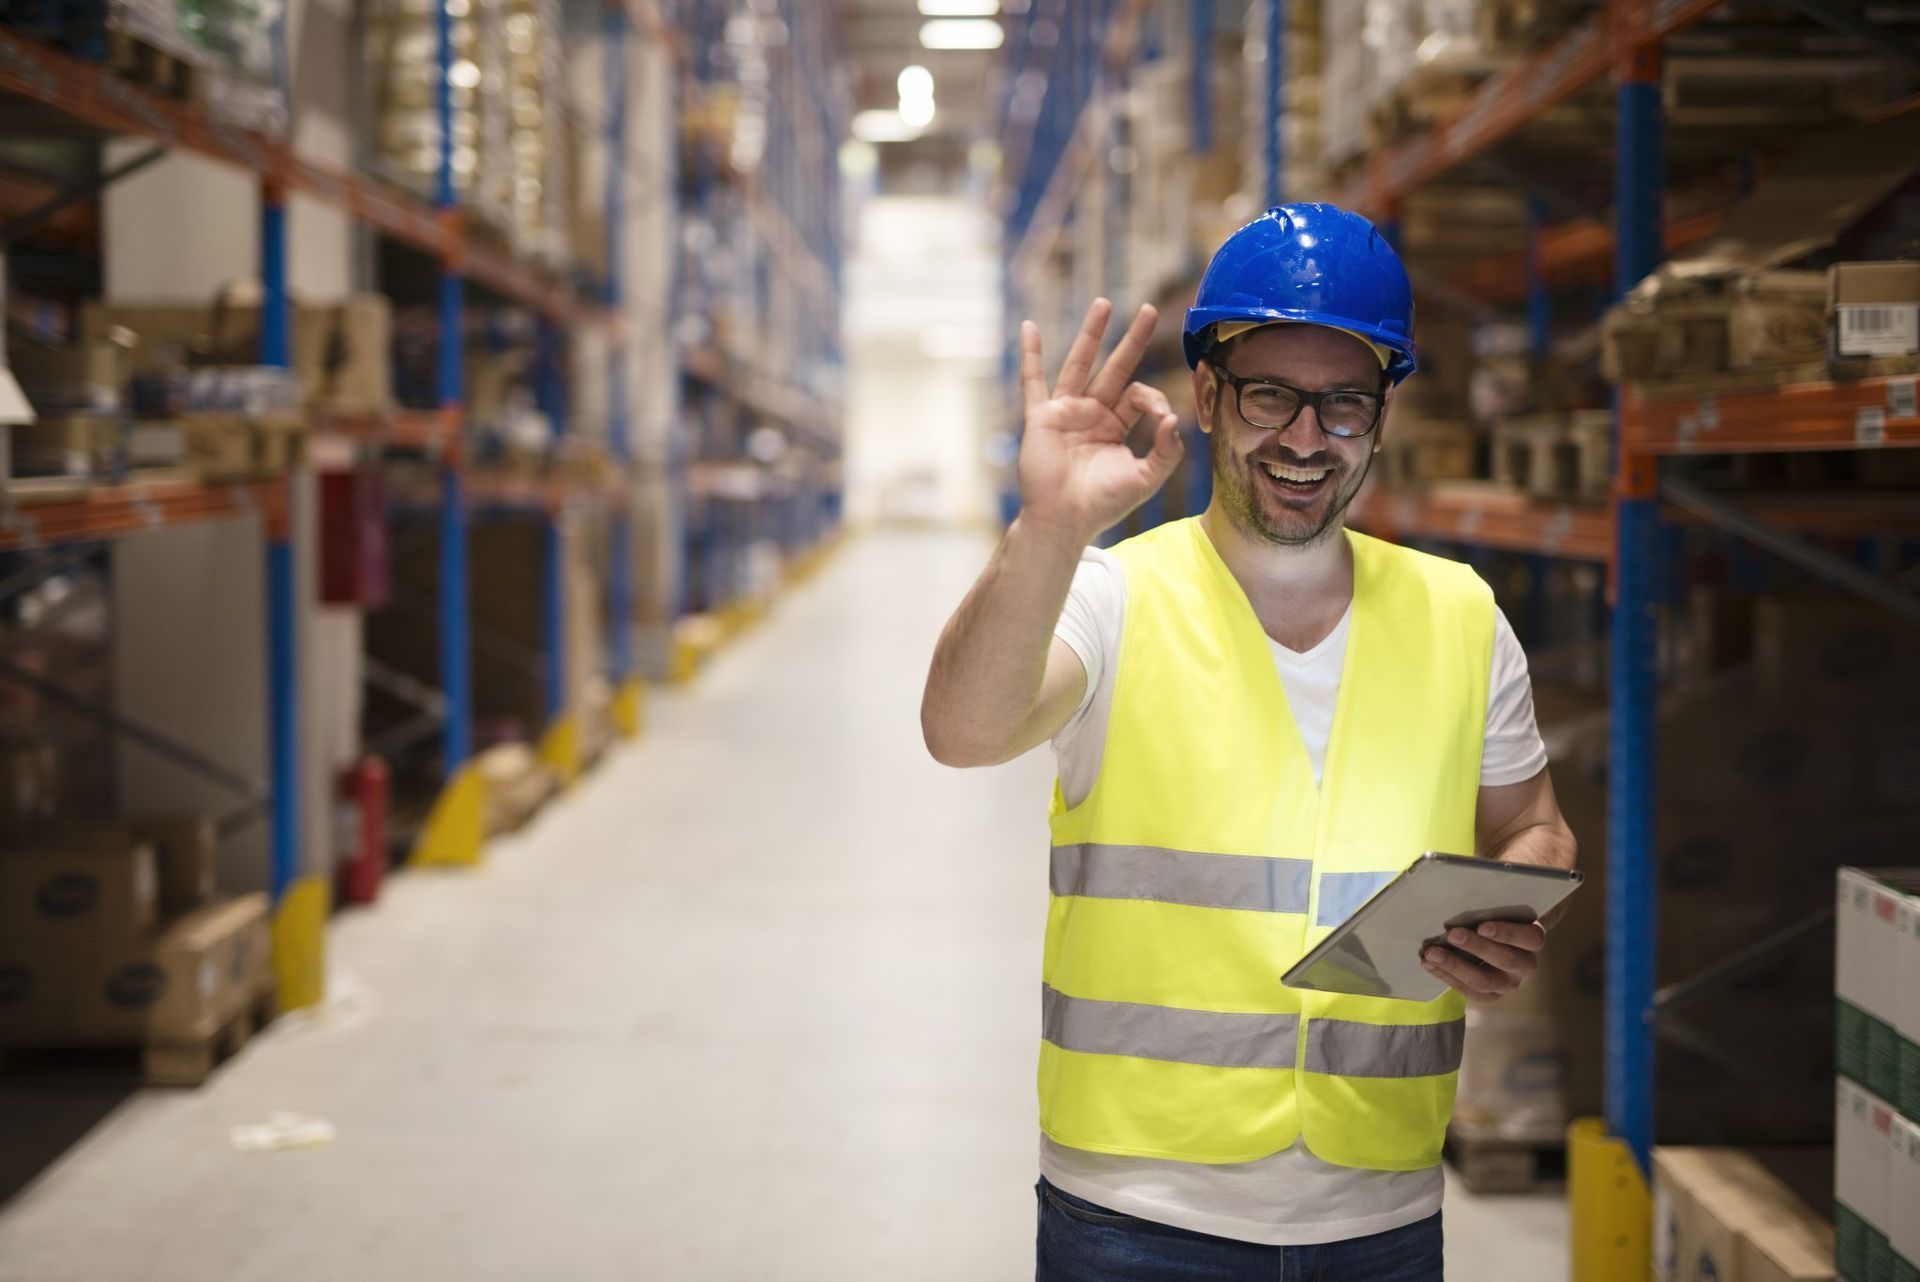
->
xmin=843 ymin=195 xmax=1000 ymax=528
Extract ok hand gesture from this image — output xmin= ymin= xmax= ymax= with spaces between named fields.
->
xmin=1017 ymin=299 xmax=1186 ymax=544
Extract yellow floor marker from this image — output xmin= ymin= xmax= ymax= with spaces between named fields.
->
xmin=1569 ymin=1117 xmax=1651 ymax=1282
xmin=412 ymin=763 xmax=486 ymax=867
xmin=540 ymin=712 xmax=580 ymax=787
xmin=613 ymin=675 xmax=646 ymax=738
xmin=271 ymin=875 xmax=329 ymax=1010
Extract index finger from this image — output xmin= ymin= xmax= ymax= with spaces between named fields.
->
xmin=1053 ymin=298 xmax=1114 ymax=397
xmin=1019 ymin=320 xmax=1048 ymax=412
xmin=1085 ymin=304 xmax=1160 ymax=407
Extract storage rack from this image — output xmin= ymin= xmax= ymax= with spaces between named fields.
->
xmin=994 ymin=0 xmax=1920 ymax=1242
xmin=672 ymin=0 xmax=846 ymax=644
xmin=0 ymin=0 xmax=843 ymax=1009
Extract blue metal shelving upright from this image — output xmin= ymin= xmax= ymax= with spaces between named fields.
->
xmin=411 ymin=0 xmax=485 ymax=866
xmin=1607 ymin=32 xmax=1667 ymax=1178
xmin=259 ymin=177 xmax=321 ymax=1006
xmin=605 ymin=1 xmax=641 ymax=733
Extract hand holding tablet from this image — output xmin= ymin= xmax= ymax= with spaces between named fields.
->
xmin=1280 ymin=853 xmax=1583 ymax=1003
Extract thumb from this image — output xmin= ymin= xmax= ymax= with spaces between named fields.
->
xmin=1142 ymin=413 xmax=1185 ymax=484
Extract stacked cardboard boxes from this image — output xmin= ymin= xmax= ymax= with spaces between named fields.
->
xmin=1835 ymin=868 xmax=1920 ymax=1282
xmin=1653 ymin=1147 xmax=1835 ymax=1282
xmin=0 ymin=817 xmax=270 ymax=1063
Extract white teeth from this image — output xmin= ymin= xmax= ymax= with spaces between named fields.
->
xmin=1261 ymin=461 xmax=1331 ymax=484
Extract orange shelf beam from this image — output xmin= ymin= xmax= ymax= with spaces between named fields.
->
xmin=0 ymin=477 xmax=286 ymax=550
xmin=1350 ymin=486 xmax=1614 ymax=560
xmin=1621 ymin=375 xmax=1920 ymax=455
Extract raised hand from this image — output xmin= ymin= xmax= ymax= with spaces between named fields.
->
xmin=1017 ymin=299 xmax=1185 ymax=544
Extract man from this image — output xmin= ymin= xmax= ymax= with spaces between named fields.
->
xmin=920 ymin=203 xmax=1577 ymax=1281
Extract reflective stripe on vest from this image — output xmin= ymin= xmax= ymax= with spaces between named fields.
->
xmin=1304 ymin=1016 xmax=1465 ymax=1079
xmin=1051 ymin=843 xmax=1313 ymax=914
xmin=1044 ymin=986 xmax=1465 ymax=1079
xmin=1042 ymin=985 xmax=1298 ymax=1069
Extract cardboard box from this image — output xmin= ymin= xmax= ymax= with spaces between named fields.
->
xmin=80 ymin=296 xmax=392 ymax=414
xmin=1453 ymin=974 xmax=1566 ymax=1143
xmin=47 ymin=894 xmax=270 ymax=1046
xmin=0 ymin=838 xmax=159 ymax=950
xmin=1900 ymin=897 xmax=1920 ymax=1124
xmin=42 ymin=814 xmax=217 ymax=916
xmin=1830 ymin=262 xmax=1920 ymax=358
xmin=0 ymin=956 xmax=70 ymax=1042
xmin=1654 ymin=1147 xmax=1835 ymax=1282
xmin=10 ymin=335 xmax=134 ymax=414
xmin=1729 ymin=272 xmax=1831 ymax=370
xmin=1838 ymin=869 xmax=1920 ymax=1101
xmin=1893 ymin=1115 xmax=1920 ymax=1280
xmin=1836 ymin=1079 xmax=1897 ymax=1282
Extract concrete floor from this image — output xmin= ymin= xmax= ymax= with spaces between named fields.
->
xmin=0 ymin=529 xmax=1569 ymax=1280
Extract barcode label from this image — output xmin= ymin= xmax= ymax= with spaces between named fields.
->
xmin=1857 ymin=406 xmax=1888 ymax=446
xmin=1890 ymin=378 xmax=1917 ymax=420
xmin=1836 ymin=304 xmax=1920 ymax=356
xmin=1845 ymin=307 xmax=1900 ymax=334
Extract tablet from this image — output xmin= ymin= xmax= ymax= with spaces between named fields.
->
xmin=1280 ymin=853 xmax=1583 ymax=1002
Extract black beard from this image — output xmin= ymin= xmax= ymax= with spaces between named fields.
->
xmin=1208 ymin=404 xmax=1371 ymax=548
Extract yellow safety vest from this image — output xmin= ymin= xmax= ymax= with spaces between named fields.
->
xmin=1040 ymin=517 xmax=1492 ymax=1170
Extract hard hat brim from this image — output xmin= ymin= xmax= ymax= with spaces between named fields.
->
xmin=1183 ymin=305 xmax=1418 ymax=383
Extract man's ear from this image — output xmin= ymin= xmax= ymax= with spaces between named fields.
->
xmin=1192 ymin=362 xmax=1218 ymax=432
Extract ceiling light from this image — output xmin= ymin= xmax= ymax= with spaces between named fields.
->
xmin=850 ymin=109 xmax=922 ymax=143
xmin=920 ymin=18 xmax=1004 ymax=49
xmin=898 ymin=95 xmax=936 ymax=128
xmin=918 ymin=0 xmax=999 ymax=14
xmin=897 ymin=64 xmax=934 ymax=101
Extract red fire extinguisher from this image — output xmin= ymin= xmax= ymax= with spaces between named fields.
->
xmin=336 ymin=757 xmax=389 ymax=906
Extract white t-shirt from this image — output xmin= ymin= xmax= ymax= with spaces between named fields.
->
xmin=1040 ymin=544 xmax=1549 ymax=1247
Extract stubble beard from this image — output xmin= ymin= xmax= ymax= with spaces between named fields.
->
xmin=1208 ymin=404 xmax=1372 ymax=549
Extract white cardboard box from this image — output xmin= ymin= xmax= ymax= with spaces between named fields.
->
xmin=1836 ymin=1078 xmax=1897 ymax=1282
xmin=1838 ymin=869 xmax=1920 ymax=1103
xmin=1897 ymin=895 xmax=1920 ymax=1124
xmin=1893 ymin=1114 xmax=1920 ymax=1279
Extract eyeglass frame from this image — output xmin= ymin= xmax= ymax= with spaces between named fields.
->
xmin=1205 ymin=361 xmax=1389 ymax=440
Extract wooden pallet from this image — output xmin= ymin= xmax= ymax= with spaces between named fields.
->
xmin=1491 ymin=411 xmax=1610 ymax=502
xmin=0 ymin=989 xmax=275 ymax=1088
xmin=1445 ymin=1131 xmax=1568 ymax=1195
xmin=143 ymin=990 xmax=275 ymax=1087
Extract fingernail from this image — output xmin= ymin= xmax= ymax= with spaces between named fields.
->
xmin=1425 ymin=948 xmax=1446 ymax=964
xmin=1478 ymin=923 xmax=1498 ymax=937
xmin=1448 ymin=929 xmax=1469 ymax=946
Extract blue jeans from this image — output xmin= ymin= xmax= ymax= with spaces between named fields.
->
xmin=1036 ymin=1176 xmax=1444 ymax=1281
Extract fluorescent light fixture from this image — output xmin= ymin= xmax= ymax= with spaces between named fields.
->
xmin=898 ymin=94 xmax=936 ymax=128
xmin=918 ymin=0 xmax=999 ymax=14
xmin=897 ymin=64 xmax=934 ymax=101
xmin=920 ymin=17 xmax=1003 ymax=48
xmin=850 ymin=109 xmax=922 ymax=143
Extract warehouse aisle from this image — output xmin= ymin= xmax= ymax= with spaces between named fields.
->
xmin=0 ymin=530 xmax=1565 ymax=1281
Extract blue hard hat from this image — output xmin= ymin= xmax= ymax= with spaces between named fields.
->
xmin=1182 ymin=203 xmax=1418 ymax=384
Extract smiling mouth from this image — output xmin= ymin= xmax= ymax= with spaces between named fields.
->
xmin=1258 ymin=459 xmax=1334 ymax=491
